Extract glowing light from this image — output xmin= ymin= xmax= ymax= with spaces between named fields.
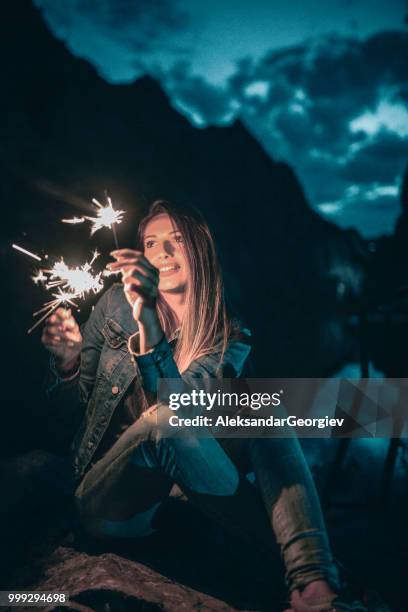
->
xmin=62 ymin=196 xmax=125 ymax=248
xmin=27 ymin=250 xmax=104 ymax=334
xmin=87 ymin=197 xmax=125 ymax=236
xmin=61 ymin=216 xmax=85 ymax=224
xmin=43 ymin=249 xmax=103 ymax=298
xmin=12 ymin=243 xmax=42 ymax=261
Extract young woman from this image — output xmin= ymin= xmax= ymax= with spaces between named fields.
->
xmin=42 ymin=200 xmax=340 ymax=611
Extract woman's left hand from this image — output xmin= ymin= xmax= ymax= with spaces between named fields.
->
xmin=107 ymin=249 xmax=159 ymax=325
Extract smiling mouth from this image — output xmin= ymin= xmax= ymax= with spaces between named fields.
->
xmin=159 ymin=264 xmax=180 ymax=276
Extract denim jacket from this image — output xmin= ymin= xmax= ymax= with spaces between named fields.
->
xmin=45 ymin=284 xmax=251 ymax=482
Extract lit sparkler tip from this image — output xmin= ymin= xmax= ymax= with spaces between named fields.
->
xmin=87 ymin=198 xmax=126 ymax=236
xmin=28 ymin=251 xmax=106 ymax=334
xmin=12 ymin=243 xmax=42 ymax=262
xmin=61 ymin=196 xmax=125 ymax=240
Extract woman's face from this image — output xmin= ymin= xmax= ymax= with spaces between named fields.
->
xmin=143 ymin=213 xmax=189 ymax=293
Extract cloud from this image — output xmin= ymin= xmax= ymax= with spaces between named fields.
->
xmin=34 ymin=0 xmax=189 ymax=63
xmin=160 ymin=62 xmax=237 ymax=126
xmin=163 ymin=30 xmax=408 ymax=236
xmin=75 ymin=0 xmax=188 ymax=51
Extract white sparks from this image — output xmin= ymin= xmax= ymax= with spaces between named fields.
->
xmin=87 ymin=197 xmax=125 ymax=236
xmin=61 ymin=217 xmax=85 ymax=224
xmin=32 ymin=270 xmax=47 ymax=284
xmin=61 ymin=196 xmax=125 ymax=238
xmin=27 ymin=251 xmax=105 ymax=334
xmin=12 ymin=243 xmax=42 ymax=261
xmin=43 ymin=253 xmax=104 ymax=299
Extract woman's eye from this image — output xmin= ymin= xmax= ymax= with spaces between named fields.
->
xmin=174 ymin=235 xmax=183 ymax=243
xmin=145 ymin=240 xmax=155 ymax=248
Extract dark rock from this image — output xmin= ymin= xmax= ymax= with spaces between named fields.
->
xmin=26 ymin=546 xmax=240 ymax=612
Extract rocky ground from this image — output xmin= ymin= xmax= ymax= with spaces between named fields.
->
xmin=1 ymin=443 xmax=406 ymax=611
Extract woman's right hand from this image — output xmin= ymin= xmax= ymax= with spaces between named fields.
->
xmin=41 ymin=307 xmax=83 ymax=374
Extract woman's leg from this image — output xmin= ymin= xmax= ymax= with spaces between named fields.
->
xmin=75 ymin=403 xmax=338 ymax=594
xmin=75 ymin=403 xmax=274 ymax=550
xmin=248 ymin=435 xmax=338 ymax=592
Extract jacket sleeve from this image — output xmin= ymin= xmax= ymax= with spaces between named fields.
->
xmin=42 ymin=288 xmax=111 ymax=448
xmin=128 ymin=327 xmax=252 ymax=394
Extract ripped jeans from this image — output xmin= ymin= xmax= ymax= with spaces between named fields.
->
xmin=74 ymin=403 xmax=338 ymax=592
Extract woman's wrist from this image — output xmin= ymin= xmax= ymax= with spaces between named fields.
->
xmin=137 ymin=311 xmax=164 ymax=354
xmin=55 ymin=354 xmax=80 ymax=376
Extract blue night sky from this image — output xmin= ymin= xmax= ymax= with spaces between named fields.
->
xmin=34 ymin=0 xmax=408 ymax=237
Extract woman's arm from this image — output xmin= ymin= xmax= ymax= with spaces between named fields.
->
xmin=128 ymin=327 xmax=252 ymax=394
xmin=107 ymin=248 xmax=251 ymax=390
xmin=42 ymin=288 xmax=111 ymax=444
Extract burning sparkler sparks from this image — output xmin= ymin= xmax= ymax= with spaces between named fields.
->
xmin=12 ymin=243 xmax=42 ymax=262
xmin=32 ymin=270 xmax=47 ymax=284
xmin=14 ymin=194 xmax=124 ymax=334
xmin=24 ymin=249 xmax=105 ymax=334
xmin=61 ymin=216 xmax=84 ymax=225
xmin=62 ymin=196 xmax=125 ymax=248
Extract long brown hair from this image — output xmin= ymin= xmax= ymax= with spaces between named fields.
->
xmin=137 ymin=200 xmax=232 ymax=373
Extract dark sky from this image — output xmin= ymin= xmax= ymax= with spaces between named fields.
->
xmin=34 ymin=0 xmax=408 ymax=237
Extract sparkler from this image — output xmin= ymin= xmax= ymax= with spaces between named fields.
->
xmin=62 ymin=196 xmax=125 ymax=248
xmin=14 ymin=193 xmax=124 ymax=335
xmin=25 ymin=249 xmax=104 ymax=335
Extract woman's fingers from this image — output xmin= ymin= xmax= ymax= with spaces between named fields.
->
xmin=123 ymin=278 xmax=156 ymax=303
xmin=123 ymin=268 xmax=157 ymax=291
xmin=106 ymin=258 xmax=159 ymax=274
xmin=126 ymin=283 xmax=153 ymax=303
xmin=107 ymin=259 xmax=158 ymax=278
xmin=47 ymin=309 xmax=77 ymax=330
xmin=43 ymin=306 xmax=81 ymax=348
xmin=109 ymin=262 xmax=159 ymax=284
xmin=42 ymin=328 xmax=80 ymax=344
xmin=44 ymin=322 xmax=79 ymax=338
xmin=110 ymin=249 xmax=143 ymax=258
xmin=109 ymin=251 xmax=158 ymax=274
xmin=109 ymin=260 xmax=159 ymax=305
xmin=42 ymin=333 xmax=61 ymax=346
xmin=49 ymin=307 xmax=72 ymax=323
